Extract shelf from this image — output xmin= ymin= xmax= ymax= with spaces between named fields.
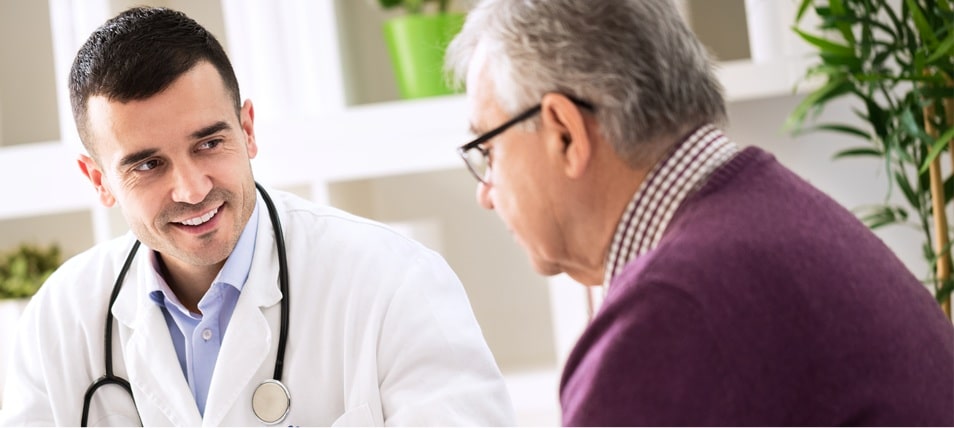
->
xmin=0 ymin=52 xmax=820 ymax=225
xmin=0 ymin=141 xmax=95 ymax=220
xmin=252 ymin=95 xmax=469 ymax=187
xmin=717 ymin=57 xmax=820 ymax=102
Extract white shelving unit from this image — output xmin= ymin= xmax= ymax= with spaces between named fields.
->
xmin=0 ymin=0 xmax=817 ymax=424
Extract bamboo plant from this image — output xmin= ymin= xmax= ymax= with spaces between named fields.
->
xmin=785 ymin=0 xmax=954 ymax=318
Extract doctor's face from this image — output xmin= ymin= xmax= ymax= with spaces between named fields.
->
xmin=78 ymin=61 xmax=259 ymax=271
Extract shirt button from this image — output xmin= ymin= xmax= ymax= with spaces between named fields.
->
xmin=202 ymin=329 xmax=213 ymax=341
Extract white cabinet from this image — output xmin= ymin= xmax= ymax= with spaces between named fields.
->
xmin=0 ymin=0 xmax=814 ymax=424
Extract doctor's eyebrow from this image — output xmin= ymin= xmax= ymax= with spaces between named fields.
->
xmin=191 ymin=121 xmax=231 ymax=140
xmin=119 ymin=148 xmax=159 ymax=169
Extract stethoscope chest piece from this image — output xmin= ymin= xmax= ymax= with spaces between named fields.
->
xmin=252 ymin=379 xmax=291 ymax=425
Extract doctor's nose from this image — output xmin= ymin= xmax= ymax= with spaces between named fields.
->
xmin=171 ymin=163 xmax=213 ymax=205
xmin=476 ymin=181 xmax=494 ymax=210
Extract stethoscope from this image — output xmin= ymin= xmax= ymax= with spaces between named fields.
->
xmin=81 ymin=182 xmax=291 ymax=426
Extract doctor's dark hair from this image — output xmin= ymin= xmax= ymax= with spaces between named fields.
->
xmin=445 ymin=0 xmax=726 ymax=168
xmin=69 ymin=7 xmax=241 ymax=157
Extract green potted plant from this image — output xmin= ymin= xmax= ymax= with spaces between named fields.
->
xmin=0 ymin=243 xmax=60 ymax=299
xmin=785 ymin=0 xmax=953 ymax=319
xmin=0 ymin=243 xmax=61 ymax=404
xmin=378 ymin=0 xmax=464 ymax=99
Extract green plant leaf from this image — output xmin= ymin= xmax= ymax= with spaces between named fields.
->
xmin=920 ymin=125 xmax=954 ymax=174
xmin=938 ymin=277 xmax=954 ymax=304
xmin=905 ymin=0 xmax=940 ymax=47
xmin=378 ymin=0 xmax=403 ymax=9
xmin=927 ymin=30 xmax=954 ymax=64
xmin=944 ymin=174 xmax=954 ymax=204
xmin=881 ymin=2 xmax=906 ymax=43
xmin=793 ymin=123 xmax=873 ymax=140
xmin=829 ymin=0 xmax=857 ymax=44
xmin=921 ymin=86 xmax=954 ymax=98
xmin=940 ymin=0 xmax=953 ymax=13
xmin=857 ymin=15 xmax=899 ymax=40
xmin=796 ymin=0 xmax=813 ymax=22
xmin=820 ymin=52 xmax=864 ymax=69
xmin=855 ymin=204 xmax=910 ymax=229
xmin=793 ymin=27 xmax=856 ymax=56
xmin=895 ymin=170 xmax=921 ymax=209
xmin=900 ymin=108 xmax=927 ymax=140
xmin=833 ymin=147 xmax=884 ymax=159
xmin=785 ymin=78 xmax=853 ymax=132
xmin=862 ymin=96 xmax=889 ymax=140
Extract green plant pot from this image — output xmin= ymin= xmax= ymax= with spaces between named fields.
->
xmin=383 ymin=13 xmax=465 ymax=99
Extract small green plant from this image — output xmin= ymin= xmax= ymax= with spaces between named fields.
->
xmin=378 ymin=0 xmax=450 ymax=14
xmin=0 ymin=244 xmax=61 ymax=299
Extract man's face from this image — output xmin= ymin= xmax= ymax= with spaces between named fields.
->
xmin=466 ymin=50 xmax=567 ymax=276
xmin=79 ymin=61 xmax=258 ymax=273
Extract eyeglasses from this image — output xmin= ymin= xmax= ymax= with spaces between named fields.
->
xmin=457 ymin=96 xmax=594 ymax=184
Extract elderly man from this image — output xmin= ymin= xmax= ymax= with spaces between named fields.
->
xmin=446 ymin=0 xmax=954 ymax=425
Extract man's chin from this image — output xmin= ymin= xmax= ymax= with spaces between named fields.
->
xmin=528 ymin=256 xmax=563 ymax=277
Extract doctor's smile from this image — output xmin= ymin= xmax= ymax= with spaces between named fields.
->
xmin=168 ymin=202 xmax=224 ymax=234
xmin=177 ymin=205 xmax=220 ymax=228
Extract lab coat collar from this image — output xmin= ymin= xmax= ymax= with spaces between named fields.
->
xmin=109 ymin=189 xmax=284 ymax=426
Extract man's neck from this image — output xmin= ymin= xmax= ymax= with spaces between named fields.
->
xmin=562 ymin=154 xmax=650 ymax=285
xmin=156 ymin=254 xmax=222 ymax=313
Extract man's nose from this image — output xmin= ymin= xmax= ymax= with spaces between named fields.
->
xmin=171 ymin=162 xmax=212 ymax=205
xmin=476 ymin=181 xmax=494 ymax=210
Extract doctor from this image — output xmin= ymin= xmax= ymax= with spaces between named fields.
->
xmin=0 ymin=6 xmax=514 ymax=427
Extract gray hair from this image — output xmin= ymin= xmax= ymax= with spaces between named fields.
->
xmin=446 ymin=0 xmax=727 ymax=168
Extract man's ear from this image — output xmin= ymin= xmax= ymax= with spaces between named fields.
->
xmin=240 ymin=99 xmax=258 ymax=159
xmin=77 ymin=154 xmax=116 ymax=207
xmin=540 ymin=93 xmax=592 ymax=179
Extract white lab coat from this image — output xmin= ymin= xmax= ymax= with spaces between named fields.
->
xmin=0 ymin=187 xmax=515 ymax=426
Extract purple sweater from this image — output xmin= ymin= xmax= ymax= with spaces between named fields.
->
xmin=561 ymin=147 xmax=954 ymax=426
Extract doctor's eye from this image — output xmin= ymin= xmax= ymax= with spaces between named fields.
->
xmin=133 ymin=159 xmax=162 ymax=172
xmin=197 ymin=138 xmax=223 ymax=151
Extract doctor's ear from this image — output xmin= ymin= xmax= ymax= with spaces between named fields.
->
xmin=240 ymin=99 xmax=258 ymax=160
xmin=77 ymin=154 xmax=116 ymax=207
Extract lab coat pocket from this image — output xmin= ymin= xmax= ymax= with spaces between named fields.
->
xmin=330 ymin=403 xmax=374 ymax=427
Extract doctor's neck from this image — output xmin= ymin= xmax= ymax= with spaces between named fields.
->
xmin=155 ymin=252 xmax=224 ymax=314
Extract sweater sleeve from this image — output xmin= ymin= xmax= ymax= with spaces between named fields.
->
xmin=560 ymin=279 xmax=735 ymax=426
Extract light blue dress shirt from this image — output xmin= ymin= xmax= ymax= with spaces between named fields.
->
xmin=147 ymin=200 xmax=260 ymax=415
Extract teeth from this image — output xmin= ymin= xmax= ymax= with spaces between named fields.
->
xmin=180 ymin=207 xmax=218 ymax=226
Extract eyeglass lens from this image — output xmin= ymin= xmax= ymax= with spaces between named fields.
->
xmin=462 ymin=147 xmax=489 ymax=182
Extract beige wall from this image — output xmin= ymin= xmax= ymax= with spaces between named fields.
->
xmin=0 ymin=0 xmax=59 ymax=146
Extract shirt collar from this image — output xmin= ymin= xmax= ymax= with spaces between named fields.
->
xmin=147 ymin=198 xmax=261 ymax=309
xmin=602 ymin=124 xmax=739 ymax=286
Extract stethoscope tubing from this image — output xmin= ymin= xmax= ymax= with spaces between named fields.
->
xmin=81 ymin=240 xmax=139 ymax=426
xmin=81 ymin=183 xmax=289 ymax=426
xmin=257 ymin=184 xmax=289 ymax=381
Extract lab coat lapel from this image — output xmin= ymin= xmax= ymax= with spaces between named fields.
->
xmin=112 ymin=244 xmax=203 ymax=426
xmin=203 ymin=195 xmax=284 ymax=426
